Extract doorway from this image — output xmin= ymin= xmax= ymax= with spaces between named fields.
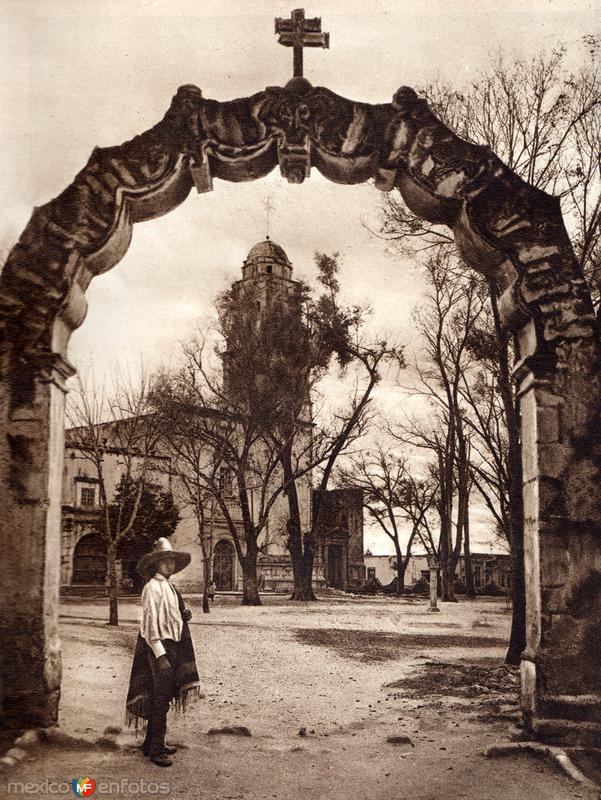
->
xmin=213 ymin=539 xmax=235 ymax=591
xmin=72 ymin=533 xmax=106 ymax=585
xmin=327 ymin=544 xmax=344 ymax=589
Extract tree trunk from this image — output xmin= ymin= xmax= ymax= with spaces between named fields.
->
xmin=439 ymin=515 xmax=456 ymax=602
xmin=241 ymin=554 xmax=261 ymax=606
xmin=437 ymin=447 xmax=457 ymax=603
xmin=394 ymin=543 xmax=405 ymax=596
xmin=282 ymin=441 xmax=316 ymax=600
xmin=200 ymin=542 xmax=211 ymax=613
xmin=288 ymin=522 xmax=306 ymax=600
xmin=397 ymin=563 xmax=407 ymax=594
xmin=505 ymin=420 xmax=526 ymax=663
xmin=490 ymin=288 xmax=526 ymax=664
xmin=440 ymin=564 xmax=455 ymax=602
xmin=299 ymin=534 xmax=317 ymax=601
xmin=451 ymin=423 xmax=469 ymax=587
xmin=506 ymin=531 xmax=526 ymax=664
xmin=289 ymin=530 xmax=317 ymax=600
xmin=106 ymin=540 xmax=119 ymax=626
xmin=505 ymin=429 xmax=526 ymax=663
xmin=454 ymin=428 xmax=474 ymax=599
xmin=463 ymin=503 xmax=476 ymax=598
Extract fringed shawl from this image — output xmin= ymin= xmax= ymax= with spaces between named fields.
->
xmin=125 ymin=586 xmax=202 ymax=732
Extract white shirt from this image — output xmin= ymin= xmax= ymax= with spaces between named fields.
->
xmin=140 ymin=573 xmax=183 ymax=658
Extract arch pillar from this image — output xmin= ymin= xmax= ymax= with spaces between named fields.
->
xmin=515 ymin=339 xmax=601 ymax=743
xmin=0 ymin=352 xmax=75 ymax=727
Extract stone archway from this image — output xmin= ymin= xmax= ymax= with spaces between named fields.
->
xmin=1 ymin=77 xmax=601 ymax=745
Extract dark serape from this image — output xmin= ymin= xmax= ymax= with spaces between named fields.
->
xmin=125 ymin=586 xmax=202 ymax=732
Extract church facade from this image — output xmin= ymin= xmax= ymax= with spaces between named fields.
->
xmin=60 ymin=240 xmax=366 ymax=595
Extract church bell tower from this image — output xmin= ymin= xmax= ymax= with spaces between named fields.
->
xmin=223 ymin=237 xmax=305 ymax=402
xmin=233 ymin=236 xmax=301 ymax=311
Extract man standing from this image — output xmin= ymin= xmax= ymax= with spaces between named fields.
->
xmin=126 ymin=538 xmax=201 ymax=767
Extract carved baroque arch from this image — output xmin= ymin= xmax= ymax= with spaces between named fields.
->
xmin=1 ymin=79 xmax=596 ymax=374
xmin=3 ymin=79 xmax=601 ymax=740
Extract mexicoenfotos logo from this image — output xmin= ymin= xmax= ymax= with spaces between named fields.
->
xmin=7 ymin=777 xmax=170 ymax=794
xmin=71 ymin=778 xmax=96 ymax=797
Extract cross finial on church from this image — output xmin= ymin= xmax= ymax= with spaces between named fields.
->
xmin=261 ymin=195 xmax=276 ymax=239
xmin=275 ymin=9 xmax=329 ymax=79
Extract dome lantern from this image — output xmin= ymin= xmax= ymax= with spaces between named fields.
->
xmin=242 ymin=238 xmax=293 ymax=280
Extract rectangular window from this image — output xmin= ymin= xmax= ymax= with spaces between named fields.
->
xmin=80 ymin=487 xmax=96 ymax=508
xmin=219 ymin=467 xmax=233 ymax=495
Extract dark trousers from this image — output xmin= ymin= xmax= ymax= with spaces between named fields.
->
xmin=142 ymin=640 xmax=177 ymax=757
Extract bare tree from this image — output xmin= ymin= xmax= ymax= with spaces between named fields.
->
xmin=377 ymin=38 xmax=601 ymax=295
xmin=459 ymin=289 xmax=525 ymax=657
xmin=152 ymin=340 xmax=301 ymax=606
xmin=66 ymin=371 xmax=168 ymax=625
xmin=219 ymin=251 xmax=404 ymax=600
xmin=302 ymin=335 xmax=403 ymax=599
xmin=155 ymin=423 xmax=219 ymax=613
xmin=337 ymin=445 xmax=437 ymax=593
xmin=392 ymin=252 xmax=485 ymax=600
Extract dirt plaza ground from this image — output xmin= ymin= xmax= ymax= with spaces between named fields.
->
xmin=1 ymin=593 xmax=596 ymax=800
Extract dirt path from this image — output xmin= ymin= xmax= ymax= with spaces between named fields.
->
xmin=2 ymin=595 xmax=596 ymax=799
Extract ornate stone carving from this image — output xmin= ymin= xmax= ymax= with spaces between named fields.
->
xmin=2 ymin=79 xmax=595 ymax=373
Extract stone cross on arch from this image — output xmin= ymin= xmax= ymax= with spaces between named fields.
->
xmin=275 ymin=8 xmax=329 ymax=79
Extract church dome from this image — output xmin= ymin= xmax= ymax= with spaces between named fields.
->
xmin=242 ymin=238 xmax=293 ymax=280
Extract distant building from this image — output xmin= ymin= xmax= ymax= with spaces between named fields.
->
xmin=364 ymin=550 xmax=512 ymax=592
xmin=60 ymin=438 xmax=172 ymax=592
xmin=314 ymin=488 xmax=365 ymax=590
xmin=364 ymin=553 xmax=429 ymax=589
xmin=457 ymin=552 xmax=512 ymax=592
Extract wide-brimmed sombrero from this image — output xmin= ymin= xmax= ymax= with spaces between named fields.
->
xmin=137 ymin=537 xmax=191 ymax=580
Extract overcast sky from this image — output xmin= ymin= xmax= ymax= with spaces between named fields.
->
xmin=1 ymin=0 xmax=598 ymax=553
